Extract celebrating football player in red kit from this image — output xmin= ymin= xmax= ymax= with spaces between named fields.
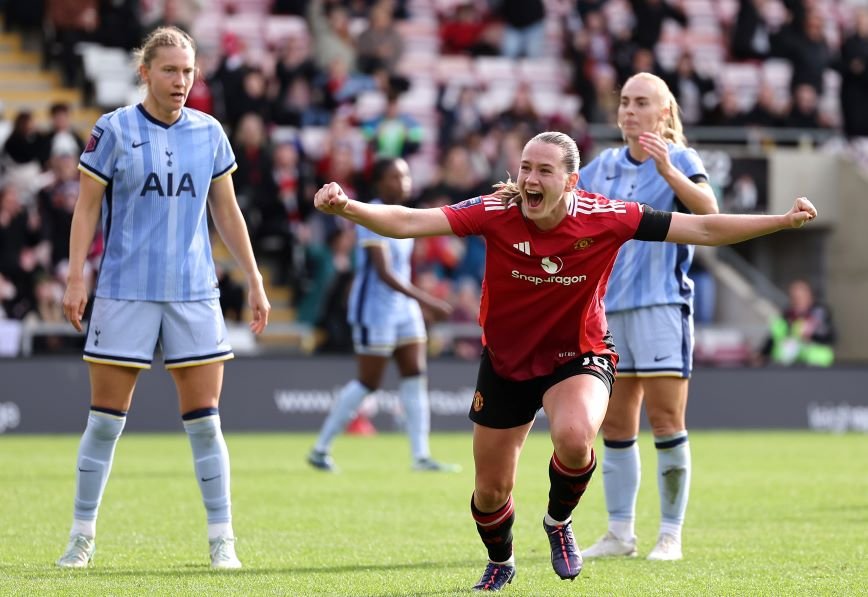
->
xmin=313 ymin=131 xmax=817 ymax=591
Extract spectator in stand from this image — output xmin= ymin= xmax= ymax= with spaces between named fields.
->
xmin=418 ymin=144 xmax=488 ymax=208
xmin=662 ymin=52 xmax=719 ymax=126
xmin=255 ymin=141 xmax=315 ymax=293
xmin=492 ymin=82 xmax=546 ymax=139
xmin=216 ymin=262 xmax=245 ymax=324
xmin=771 ymin=7 xmax=834 ymax=97
xmin=226 ymin=69 xmax=273 ymax=131
xmin=784 ymin=83 xmax=828 ymax=129
xmin=38 ymin=152 xmax=80 ymax=268
xmin=489 ymin=129 xmax=526 ymax=189
xmin=24 ymin=274 xmax=75 ymax=353
xmin=308 ymin=0 xmax=357 ymax=72
xmin=837 ymin=8 xmax=868 ymax=138
xmin=38 ymin=103 xmax=86 ymax=167
xmin=96 ymin=0 xmax=141 ymax=51
xmin=311 ymin=223 xmax=355 ymax=352
xmin=758 ymin=279 xmax=835 ymax=367
xmin=627 ymin=47 xmax=663 ymax=83
xmin=438 ymin=1 xmax=499 ymax=56
xmin=275 ymin=35 xmax=321 ymax=107
xmin=497 ymin=0 xmax=546 ymax=59
xmin=437 ymin=82 xmax=488 ymax=151
xmin=564 ymin=24 xmax=601 ymax=125
xmin=0 ymin=185 xmax=44 ymax=320
xmin=361 ymin=77 xmax=423 ymax=159
xmin=232 ymin=112 xmax=274 ymax=218
xmin=275 ymin=76 xmax=333 ymax=127
xmin=140 ymin=0 xmax=203 ymax=34
xmin=185 ymin=59 xmax=215 ymax=115
xmin=710 ymin=87 xmax=750 ymax=127
xmin=0 ymin=185 xmax=41 ymax=269
xmin=45 ymin=0 xmax=99 ymax=87
xmin=741 ymin=83 xmax=787 ymax=128
xmin=320 ymin=56 xmax=381 ymax=111
xmin=628 ymin=0 xmax=687 ymax=50
xmin=730 ymin=0 xmax=772 ymax=61
xmin=209 ymin=32 xmax=248 ymax=127
xmin=592 ymin=64 xmax=621 ymax=124
xmin=3 ymin=112 xmax=42 ymax=168
xmin=356 ymin=0 xmax=405 ymax=74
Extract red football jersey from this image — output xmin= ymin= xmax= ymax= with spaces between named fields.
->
xmin=442 ymin=190 xmax=644 ymax=381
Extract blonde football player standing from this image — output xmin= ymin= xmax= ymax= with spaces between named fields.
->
xmin=56 ymin=26 xmax=270 ymax=570
xmin=579 ymin=72 xmax=718 ymax=561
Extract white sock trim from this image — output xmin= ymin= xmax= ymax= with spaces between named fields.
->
xmin=208 ymin=521 xmax=234 ymax=541
xmin=71 ymin=518 xmax=96 ymax=539
xmin=659 ymin=521 xmax=682 ymax=541
xmin=490 ymin=555 xmax=515 ymax=566
xmin=544 ymin=513 xmax=571 ymax=526
xmin=609 ymin=519 xmax=635 ymax=541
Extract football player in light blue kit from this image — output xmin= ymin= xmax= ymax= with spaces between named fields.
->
xmin=579 ymin=72 xmax=719 ymax=561
xmin=56 ymin=27 xmax=270 ymax=570
xmin=307 ymin=157 xmax=459 ymax=473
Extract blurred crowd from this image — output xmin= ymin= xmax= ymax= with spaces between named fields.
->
xmin=1 ymin=0 xmax=859 ymax=356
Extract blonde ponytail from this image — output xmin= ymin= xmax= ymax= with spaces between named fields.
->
xmin=662 ymin=93 xmax=687 ymax=147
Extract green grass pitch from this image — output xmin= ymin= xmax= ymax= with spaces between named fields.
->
xmin=0 ymin=431 xmax=865 ymax=596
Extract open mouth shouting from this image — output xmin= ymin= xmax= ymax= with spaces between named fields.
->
xmin=525 ymin=190 xmax=544 ymax=208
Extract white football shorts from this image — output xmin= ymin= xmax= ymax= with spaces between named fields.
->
xmin=607 ymin=304 xmax=693 ymax=378
xmin=83 ymin=297 xmax=233 ymax=369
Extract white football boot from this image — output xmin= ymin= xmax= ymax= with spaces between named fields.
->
xmin=646 ymin=533 xmax=683 ymax=561
xmin=582 ymin=531 xmax=638 ymax=558
xmin=56 ymin=534 xmax=96 ymax=568
xmin=209 ymin=536 xmax=242 ymax=569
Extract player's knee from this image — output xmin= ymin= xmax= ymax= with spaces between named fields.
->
xmin=551 ymin=426 xmax=597 ymax=457
xmin=551 ymin=428 xmax=595 ymax=463
xmin=474 ymin=480 xmax=514 ymax=510
xmin=647 ymin=411 xmax=685 ymax=437
xmin=86 ymin=412 xmax=126 ymax=441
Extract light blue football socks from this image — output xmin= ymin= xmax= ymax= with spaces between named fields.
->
xmin=602 ymin=437 xmax=641 ymax=540
xmin=398 ymin=375 xmax=430 ymax=461
xmin=314 ymin=379 xmax=371 ymax=453
xmin=655 ymin=431 xmax=691 ymax=540
xmin=71 ymin=407 xmax=127 ymax=538
xmin=183 ymin=408 xmax=233 ymax=539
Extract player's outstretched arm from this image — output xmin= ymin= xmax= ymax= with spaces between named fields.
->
xmin=665 ymin=196 xmax=817 ymax=246
xmin=208 ymin=174 xmax=271 ymax=334
xmin=314 ymin=182 xmax=453 ymax=238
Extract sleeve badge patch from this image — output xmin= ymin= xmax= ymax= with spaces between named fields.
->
xmin=448 ymin=196 xmax=482 ymax=210
xmin=84 ymin=126 xmax=104 ymax=153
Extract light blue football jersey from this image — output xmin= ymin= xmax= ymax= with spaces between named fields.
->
xmin=578 ymin=144 xmax=708 ymax=312
xmin=347 ymin=200 xmax=416 ymax=327
xmin=79 ymin=104 xmax=237 ymax=301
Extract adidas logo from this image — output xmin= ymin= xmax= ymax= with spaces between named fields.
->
xmin=512 ymin=241 xmax=530 ymax=255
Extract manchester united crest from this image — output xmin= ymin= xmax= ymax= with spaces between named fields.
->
xmin=472 ymin=391 xmax=484 ymax=412
xmin=573 ymin=237 xmax=594 ymax=250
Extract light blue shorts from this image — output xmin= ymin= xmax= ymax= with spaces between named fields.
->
xmin=84 ymin=297 xmax=233 ymax=369
xmin=351 ymin=302 xmax=427 ymax=356
xmin=608 ymin=304 xmax=693 ymax=378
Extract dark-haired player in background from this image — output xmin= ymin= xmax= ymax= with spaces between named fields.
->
xmin=307 ymin=157 xmax=458 ymax=473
